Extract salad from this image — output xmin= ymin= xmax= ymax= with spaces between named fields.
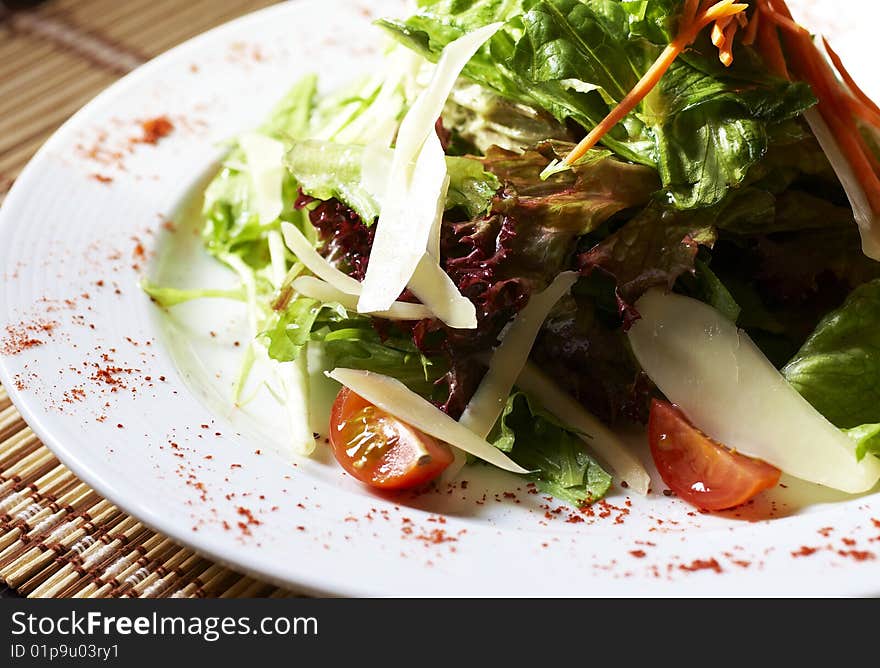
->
xmin=145 ymin=0 xmax=880 ymax=511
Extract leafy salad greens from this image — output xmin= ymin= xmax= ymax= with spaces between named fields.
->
xmin=146 ymin=0 xmax=880 ymax=508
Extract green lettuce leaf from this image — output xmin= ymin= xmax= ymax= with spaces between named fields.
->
xmin=263 ymin=300 xmax=449 ymax=399
xmin=782 ymin=279 xmax=880 ymax=429
xmin=202 ymin=74 xmax=318 ymax=266
xmin=316 ymin=321 xmax=447 ymax=399
xmin=443 ymin=80 xmax=574 ymax=153
xmin=285 ymin=139 xmax=500 ymax=222
xmin=675 ymin=257 xmax=741 ymax=324
xmin=379 ymin=0 xmax=815 ymax=208
xmin=445 ymin=154 xmax=503 ymax=218
xmin=489 ymin=392 xmax=612 ymax=506
xmin=140 ymin=280 xmax=247 ymax=308
xmin=284 ymin=140 xmax=383 ymax=222
xmin=845 ymin=424 xmax=880 ymax=462
xmin=262 ymin=296 xmax=345 ymax=362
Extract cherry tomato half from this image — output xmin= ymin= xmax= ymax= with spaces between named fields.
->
xmin=648 ymin=399 xmax=781 ymax=511
xmin=329 ymin=387 xmax=454 ymax=490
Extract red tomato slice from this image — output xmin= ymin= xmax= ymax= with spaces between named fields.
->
xmin=648 ymin=399 xmax=781 ymax=511
xmin=329 ymin=387 xmax=454 ymax=490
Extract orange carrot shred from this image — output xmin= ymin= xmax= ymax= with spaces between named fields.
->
xmin=742 ymin=7 xmax=760 ymax=46
xmin=846 ymin=96 xmax=880 ymax=130
xmin=822 ymin=36 xmax=880 ymax=123
xmin=559 ymin=0 xmax=748 ymax=167
xmin=755 ymin=14 xmax=789 ymax=79
xmin=712 ymin=16 xmax=732 ymax=47
xmin=683 ymin=0 xmax=701 ymax=28
xmin=719 ymin=18 xmax=739 ymax=67
xmin=776 ymin=8 xmax=880 ymax=214
xmin=762 ymin=7 xmax=810 ymax=37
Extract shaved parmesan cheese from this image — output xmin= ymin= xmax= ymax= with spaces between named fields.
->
xmin=407 ymin=253 xmax=477 ymax=329
xmin=358 ymin=130 xmax=450 ymax=313
xmin=281 ymin=222 xmax=361 ymax=295
xmin=292 ymin=276 xmax=433 ymax=320
xmin=360 ymin=141 xmax=394 ymax=206
xmin=516 ymin=362 xmax=650 ymax=495
xmin=804 ymin=108 xmax=880 ymax=260
xmin=357 ymin=23 xmax=503 ymax=314
xmin=239 ymin=132 xmax=285 ymax=225
xmin=627 ymin=289 xmax=880 ymax=494
xmin=328 ymin=368 xmax=529 ymax=474
xmin=283 ymin=220 xmax=467 ymax=324
xmin=460 ymin=272 xmax=579 ymax=438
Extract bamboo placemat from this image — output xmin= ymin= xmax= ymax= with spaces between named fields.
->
xmin=0 ymin=0 xmax=295 ymax=597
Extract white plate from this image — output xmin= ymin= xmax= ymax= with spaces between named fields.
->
xmin=2 ymin=0 xmax=880 ymax=596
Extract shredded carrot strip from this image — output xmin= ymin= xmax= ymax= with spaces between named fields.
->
xmin=683 ymin=0 xmax=702 ymax=28
xmin=712 ymin=16 xmax=733 ymax=47
xmin=777 ymin=22 xmax=880 ymax=213
xmin=846 ymin=96 xmax=880 ymax=130
xmin=560 ymin=0 xmax=748 ymax=167
xmin=762 ymin=6 xmax=810 ymax=36
xmin=822 ymin=37 xmax=880 ymax=123
xmin=755 ymin=12 xmax=789 ymax=79
xmin=718 ymin=18 xmax=739 ymax=67
xmin=742 ymin=6 xmax=760 ymax=46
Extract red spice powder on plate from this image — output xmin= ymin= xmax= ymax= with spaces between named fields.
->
xmin=1 ymin=320 xmax=58 ymax=356
xmin=132 ymin=116 xmax=174 ymax=146
xmin=679 ymin=558 xmax=723 ymax=574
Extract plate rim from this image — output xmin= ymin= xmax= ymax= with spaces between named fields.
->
xmin=2 ymin=0 xmax=879 ymax=597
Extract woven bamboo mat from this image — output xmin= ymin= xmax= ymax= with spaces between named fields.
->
xmin=0 ymin=0 xmax=295 ymax=598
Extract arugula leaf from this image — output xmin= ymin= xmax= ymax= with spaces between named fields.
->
xmin=782 ymin=279 xmax=880 ymax=429
xmin=263 ymin=299 xmax=449 ymax=399
xmin=489 ymin=391 xmax=612 ymax=506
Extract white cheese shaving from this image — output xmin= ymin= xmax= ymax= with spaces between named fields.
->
xmin=516 ymin=362 xmax=650 ymax=495
xmin=459 ymin=271 xmax=579 ymax=438
xmin=281 ymin=222 xmax=361 ymax=295
xmin=292 ymin=276 xmax=433 ymax=321
xmin=238 ymin=132 xmax=285 ymax=225
xmin=804 ymin=107 xmax=880 ymax=260
xmin=357 ymin=23 xmax=503 ymax=315
xmin=407 ymin=252 xmax=477 ymax=330
xmin=328 ymin=368 xmax=529 ymax=474
xmin=627 ymin=289 xmax=880 ymax=494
